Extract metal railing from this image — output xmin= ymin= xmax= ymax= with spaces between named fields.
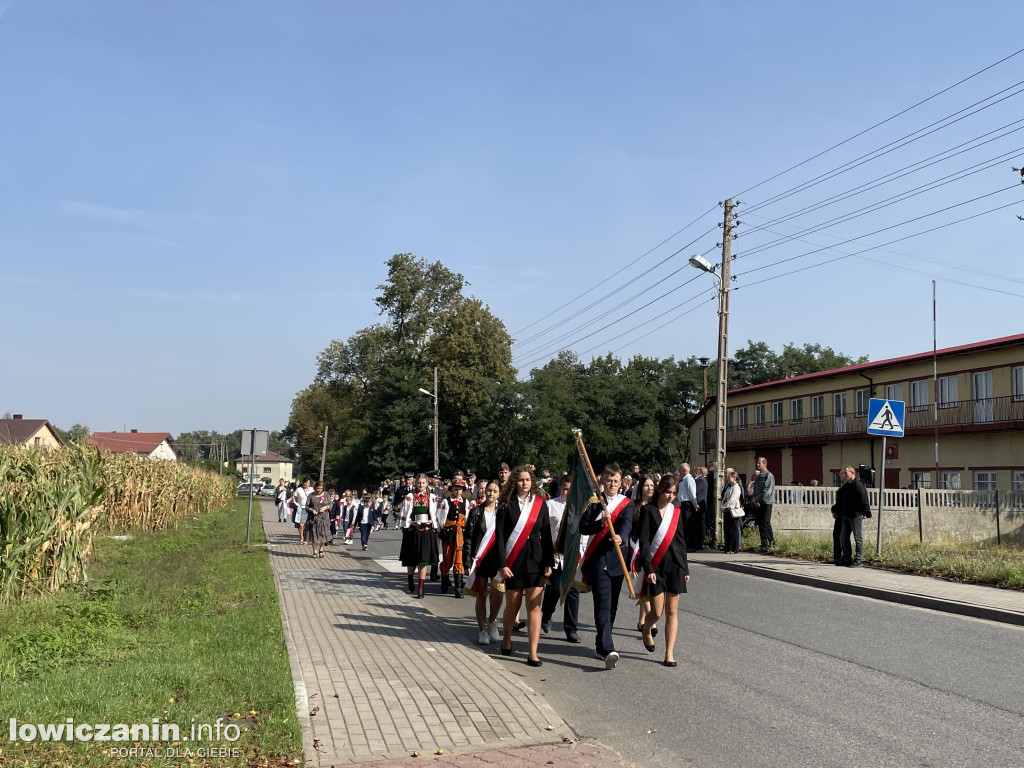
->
xmin=719 ymin=395 xmax=1024 ymax=445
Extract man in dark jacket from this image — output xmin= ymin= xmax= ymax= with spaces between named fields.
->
xmin=579 ymin=463 xmax=634 ymax=669
xmin=831 ymin=465 xmax=872 ymax=566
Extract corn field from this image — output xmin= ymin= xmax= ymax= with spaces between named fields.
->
xmin=0 ymin=444 xmax=233 ymax=603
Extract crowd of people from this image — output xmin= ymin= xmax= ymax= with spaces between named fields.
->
xmin=269 ymin=456 xmax=790 ymax=670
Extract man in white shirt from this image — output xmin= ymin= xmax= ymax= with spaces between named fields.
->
xmin=676 ymin=463 xmax=698 ymax=526
xmin=540 ymin=474 xmax=583 ymax=643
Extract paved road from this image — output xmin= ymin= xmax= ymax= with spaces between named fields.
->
xmin=361 ymin=525 xmax=1024 ymax=768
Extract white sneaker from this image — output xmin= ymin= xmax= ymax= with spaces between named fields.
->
xmin=604 ymin=651 xmax=619 ymax=670
xmin=477 ymin=630 xmax=490 ymax=645
xmin=488 ymin=621 xmax=501 ymax=642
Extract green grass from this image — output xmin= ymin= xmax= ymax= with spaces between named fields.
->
xmin=0 ymin=500 xmax=301 ymax=767
xmin=766 ymin=531 xmax=1024 ymax=590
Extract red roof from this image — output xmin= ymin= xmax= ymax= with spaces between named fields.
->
xmin=91 ymin=432 xmax=176 ymax=454
xmin=730 ymin=332 xmax=1024 ymax=395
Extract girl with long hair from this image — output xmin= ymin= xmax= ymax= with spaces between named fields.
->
xmin=494 ymin=466 xmax=553 ymax=667
xmin=463 ymin=479 xmax=505 ymax=644
xmin=637 ymin=474 xmax=690 ymax=667
xmin=630 ymin=473 xmax=658 ymax=638
xmin=400 ymin=473 xmax=439 ymax=599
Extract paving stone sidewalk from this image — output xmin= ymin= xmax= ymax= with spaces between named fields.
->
xmin=259 ymin=502 xmax=622 ymax=767
xmin=689 ymin=549 xmax=1024 ymax=625
xmin=356 ymin=740 xmax=625 ymax=767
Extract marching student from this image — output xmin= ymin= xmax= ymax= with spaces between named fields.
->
xmin=464 ymin=480 xmax=505 ymax=644
xmin=353 ymin=494 xmax=377 ymax=550
xmin=438 ymin=478 xmax=469 ymax=598
xmin=294 ymin=478 xmax=311 ymax=545
xmin=306 ymin=481 xmax=332 ymax=559
xmin=400 ymin=473 xmax=440 ymax=599
xmin=579 ymin=463 xmax=634 ymax=669
xmin=638 ymin=475 xmax=690 ymax=667
xmin=629 ymin=474 xmax=657 ymax=639
xmin=494 ymin=466 xmax=553 ymax=667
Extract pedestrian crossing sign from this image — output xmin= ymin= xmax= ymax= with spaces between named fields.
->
xmin=867 ymin=398 xmax=905 ymax=437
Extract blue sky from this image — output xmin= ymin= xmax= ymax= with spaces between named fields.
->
xmin=2 ymin=1 xmax=1023 ymax=435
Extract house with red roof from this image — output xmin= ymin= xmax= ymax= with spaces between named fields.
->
xmin=687 ymin=333 xmax=1024 ymax=492
xmin=91 ymin=430 xmax=182 ymax=461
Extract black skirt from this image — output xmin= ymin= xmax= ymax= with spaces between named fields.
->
xmin=504 ymin=572 xmax=547 ymax=591
xmin=401 ymin=526 xmax=439 ymax=566
xmin=642 ymin=561 xmax=688 ymax=597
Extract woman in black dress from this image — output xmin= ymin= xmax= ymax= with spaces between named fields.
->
xmin=638 ymin=474 xmax=690 ymax=667
xmin=495 ymin=466 xmax=553 ymax=667
xmin=400 ymin=473 xmax=439 ymax=599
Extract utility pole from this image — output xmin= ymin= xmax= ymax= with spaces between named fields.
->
xmin=713 ymin=199 xmax=735 ymax=544
xmin=433 ymin=366 xmax=439 ymax=473
xmin=319 ymin=425 xmax=329 ymax=484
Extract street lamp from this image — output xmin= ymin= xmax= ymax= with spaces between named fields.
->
xmin=418 ymin=367 xmax=439 ymax=472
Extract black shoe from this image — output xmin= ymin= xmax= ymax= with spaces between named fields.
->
xmin=663 ymin=660 xmax=678 ymax=668
xmin=849 ymin=561 xmax=863 ymax=568
xmin=513 ymin=621 xmax=525 ymax=632
xmin=565 ymin=632 xmax=581 ymax=643
xmin=541 ymin=620 xmax=551 ymax=634
xmin=643 ymin=641 xmax=655 ymax=653
xmin=408 ymin=575 xmax=415 ymax=592
xmin=526 ymin=658 xmax=543 ymax=667
xmin=652 ymin=627 xmax=658 ymax=638
xmin=500 ymin=645 xmax=513 ymax=656
xmin=440 ymin=574 xmax=450 ymax=594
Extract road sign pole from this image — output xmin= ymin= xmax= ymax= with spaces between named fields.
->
xmin=246 ymin=428 xmax=255 ymax=544
xmin=876 ymin=435 xmax=886 ymax=556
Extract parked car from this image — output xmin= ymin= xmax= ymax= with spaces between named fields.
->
xmin=260 ymin=484 xmax=276 ymax=497
xmin=236 ymin=483 xmax=255 ymax=496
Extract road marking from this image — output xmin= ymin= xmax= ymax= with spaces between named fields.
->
xmin=375 ymin=556 xmax=407 ymax=573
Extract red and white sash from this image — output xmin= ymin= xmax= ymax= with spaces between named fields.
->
xmin=580 ymin=496 xmax=631 ymax=586
xmin=465 ymin=507 xmax=498 ymax=596
xmin=649 ymin=504 xmax=681 ymax=570
xmin=496 ymin=495 xmax=544 ymax=583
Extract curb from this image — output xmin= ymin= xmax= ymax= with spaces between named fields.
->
xmin=697 ymin=558 xmax=1024 ymax=627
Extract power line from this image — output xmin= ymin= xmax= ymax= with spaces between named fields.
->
xmin=735 ymin=185 xmax=1022 ymax=277
xmin=513 ymin=232 xmax=718 ymax=359
xmin=510 ymin=206 xmax=719 ymax=338
xmin=735 ymin=150 xmax=1024 ymax=261
xmin=731 ymin=47 xmax=1024 ymax=201
xmin=737 ymin=118 xmax=1024 ymax=240
xmin=733 ymin=197 xmax=1024 ymax=286
xmin=741 ymin=78 xmax=1024 ymax=219
xmin=513 ymin=225 xmax=718 ymax=349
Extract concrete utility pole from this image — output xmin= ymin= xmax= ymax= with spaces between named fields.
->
xmin=319 ymin=425 xmax=329 ymax=484
xmin=713 ymin=199 xmax=735 ymax=541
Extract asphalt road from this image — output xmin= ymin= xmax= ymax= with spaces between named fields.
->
xmin=353 ymin=526 xmax=1024 ymax=768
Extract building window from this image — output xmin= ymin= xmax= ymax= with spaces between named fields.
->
xmin=939 ymin=471 xmax=961 ymax=490
xmin=1014 ymin=367 xmax=1024 ymax=402
xmin=938 ymin=375 xmax=958 ymax=408
xmin=790 ymin=399 xmax=804 ymax=423
xmin=738 ymin=407 xmax=748 ymax=430
xmin=34 ymin=437 xmax=40 ymax=447
xmin=974 ymin=471 xmax=997 ymax=491
xmin=1013 ymin=470 xmax=1024 ymax=492
xmin=771 ymin=402 xmax=784 ymax=426
xmin=263 ymin=467 xmax=272 ymax=473
xmin=833 ymin=392 xmax=848 ymax=434
xmin=911 ymin=471 xmax=930 ymax=489
xmin=855 ymin=388 xmax=869 ymax=416
xmin=811 ymin=395 xmax=824 ymax=422
xmin=832 ymin=471 xmax=843 ymax=486
xmin=754 ymin=404 xmax=766 ymax=426
xmin=910 ymin=379 xmax=929 ymax=411
xmin=885 ymin=383 xmax=903 ymax=402
xmin=726 ymin=409 xmax=734 ymax=430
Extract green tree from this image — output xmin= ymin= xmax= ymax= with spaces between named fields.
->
xmin=55 ymin=423 xmax=91 ymax=445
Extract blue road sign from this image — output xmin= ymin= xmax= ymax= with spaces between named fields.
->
xmin=867 ymin=398 xmax=905 ymax=437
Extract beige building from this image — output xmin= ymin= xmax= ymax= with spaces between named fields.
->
xmin=235 ymin=451 xmax=294 ymax=486
xmin=688 ymin=333 xmax=1024 ymax=492
xmin=0 ymin=415 xmax=64 ymax=449
xmin=92 ymin=430 xmax=181 ymax=460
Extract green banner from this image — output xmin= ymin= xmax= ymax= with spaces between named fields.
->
xmin=558 ymin=448 xmax=598 ymax=604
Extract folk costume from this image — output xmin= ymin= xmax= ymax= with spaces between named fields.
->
xmin=579 ymin=492 xmax=634 ymax=661
xmin=637 ymin=502 xmax=689 ymax=596
xmin=439 ymin=487 xmax=468 ymax=598
xmin=401 ymin=490 xmax=439 ymax=598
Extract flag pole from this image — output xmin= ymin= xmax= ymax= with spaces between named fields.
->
xmin=572 ymin=429 xmax=636 ymax=599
